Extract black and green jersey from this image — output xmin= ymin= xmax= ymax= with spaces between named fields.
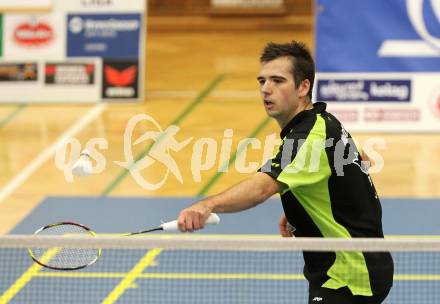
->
xmin=260 ymin=102 xmax=393 ymax=296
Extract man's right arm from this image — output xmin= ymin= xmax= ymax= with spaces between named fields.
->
xmin=177 ymin=172 xmax=284 ymax=232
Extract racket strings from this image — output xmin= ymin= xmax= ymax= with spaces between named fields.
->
xmin=30 ymin=223 xmax=100 ymax=270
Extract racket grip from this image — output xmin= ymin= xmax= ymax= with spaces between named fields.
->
xmin=161 ymin=213 xmax=221 ymax=231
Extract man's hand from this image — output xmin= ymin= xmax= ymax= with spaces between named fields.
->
xmin=177 ymin=204 xmax=212 ymax=232
xmin=278 ymin=214 xmax=294 ymax=237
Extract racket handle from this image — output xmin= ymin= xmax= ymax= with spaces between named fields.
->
xmin=161 ymin=213 xmax=221 ymax=231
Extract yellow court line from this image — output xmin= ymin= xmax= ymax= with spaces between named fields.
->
xmin=394 ymin=274 xmax=440 ymax=281
xmin=0 ymin=248 xmax=59 ymax=304
xmin=138 ymin=273 xmax=305 ymax=280
xmin=34 ymin=272 xmax=440 ymax=281
xmin=35 ymin=272 xmax=305 ymax=280
xmin=35 ymin=272 xmax=124 ymax=278
xmin=97 ymin=233 xmax=440 ymax=239
xmin=102 ymin=248 xmax=162 ymax=304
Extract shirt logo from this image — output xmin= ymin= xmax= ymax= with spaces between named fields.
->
xmin=312 ymin=296 xmax=323 ymax=302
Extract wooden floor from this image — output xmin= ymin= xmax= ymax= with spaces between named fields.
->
xmin=0 ymin=30 xmax=439 ymax=235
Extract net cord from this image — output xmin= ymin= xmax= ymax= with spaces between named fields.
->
xmin=1 ymin=235 xmax=440 ymax=251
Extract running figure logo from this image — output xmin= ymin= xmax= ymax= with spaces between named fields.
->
xmin=114 ymin=114 xmax=193 ymax=190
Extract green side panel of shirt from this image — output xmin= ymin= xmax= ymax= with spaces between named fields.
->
xmin=276 ymin=115 xmax=373 ymax=296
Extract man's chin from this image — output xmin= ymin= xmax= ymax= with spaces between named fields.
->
xmin=265 ymin=110 xmax=279 ymax=118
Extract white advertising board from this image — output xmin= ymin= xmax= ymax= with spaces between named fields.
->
xmin=0 ymin=59 xmax=101 ymax=103
xmin=316 ymin=73 xmax=440 ymax=132
xmin=0 ymin=0 xmax=146 ymax=103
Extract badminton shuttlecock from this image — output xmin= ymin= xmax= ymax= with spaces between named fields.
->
xmin=72 ymin=149 xmax=93 ymax=177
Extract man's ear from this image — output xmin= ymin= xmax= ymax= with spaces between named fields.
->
xmin=299 ymin=79 xmax=311 ymax=98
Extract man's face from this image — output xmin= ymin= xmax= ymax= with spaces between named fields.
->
xmin=257 ymin=57 xmax=304 ymax=126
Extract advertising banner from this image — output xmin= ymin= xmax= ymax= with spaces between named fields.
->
xmin=0 ymin=62 xmax=37 ymax=81
xmin=316 ymin=0 xmax=440 ymax=132
xmin=0 ymin=59 xmax=101 ymax=102
xmin=0 ymin=0 xmax=145 ymax=103
xmin=102 ymin=59 xmax=139 ymax=99
xmin=316 ymin=73 xmax=440 ymax=132
xmin=45 ymin=62 xmax=95 ymax=85
xmin=67 ymin=13 xmax=141 ymax=59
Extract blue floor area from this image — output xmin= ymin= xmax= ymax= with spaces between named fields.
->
xmin=9 ymin=196 xmax=440 ymax=235
xmin=2 ymin=196 xmax=439 ymax=304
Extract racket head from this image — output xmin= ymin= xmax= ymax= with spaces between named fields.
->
xmin=29 ymin=221 xmax=101 ymax=271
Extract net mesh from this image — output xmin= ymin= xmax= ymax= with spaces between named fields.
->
xmin=0 ymin=235 xmax=439 ymax=304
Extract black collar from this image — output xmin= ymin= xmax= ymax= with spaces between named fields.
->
xmin=280 ymin=102 xmax=327 ymax=138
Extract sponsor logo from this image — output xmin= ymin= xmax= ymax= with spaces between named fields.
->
xmin=364 ymin=108 xmax=420 ymax=122
xmin=0 ymin=63 xmax=37 ymax=81
xmin=316 ymin=0 xmax=440 ymax=72
xmin=45 ymin=63 xmax=94 ymax=85
xmin=14 ymin=20 xmax=53 ymax=47
xmin=68 ymin=17 xmax=83 ymax=34
xmin=102 ymin=60 xmax=138 ymax=99
xmin=105 ymin=65 xmax=137 ymax=87
xmin=317 ymin=80 xmax=411 ymax=102
xmin=378 ymin=0 xmax=440 ymax=57
xmin=68 ymin=16 xmax=139 ymax=37
xmin=67 ymin=13 xmax=141 ymax=58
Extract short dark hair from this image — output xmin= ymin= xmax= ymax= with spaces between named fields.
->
xmin=260 ymin=41 xmax=315 ymax=100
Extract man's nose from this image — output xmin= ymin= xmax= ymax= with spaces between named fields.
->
xmin=261 ymin=81 xmax=272 ymax=95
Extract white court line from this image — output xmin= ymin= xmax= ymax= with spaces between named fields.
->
xmin=0 ymin=103 xmax=107 ymax=204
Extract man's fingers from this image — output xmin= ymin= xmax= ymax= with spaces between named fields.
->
xmin=178 ymin=211 xmax=193 ymax=232
xmin=279 ymin=225 xmax=292 ymax=237
xmin=278 ymin=214 xmax=293 ymax=238
xmin=177 ymin=213 xmax=186 ymax=232
xmin=178 ymin=209 xmax=207 ymax=232
xmin=185 ymin=215 xmax=194 ymax=232
xmin=191 ymin=214 xmax=201 ymax=231
xmin=198 ymin=213 xmax=205 ymax=229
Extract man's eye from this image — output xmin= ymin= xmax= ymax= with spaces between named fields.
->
xmin=258 ymin=80 xmax=265 ymax=85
